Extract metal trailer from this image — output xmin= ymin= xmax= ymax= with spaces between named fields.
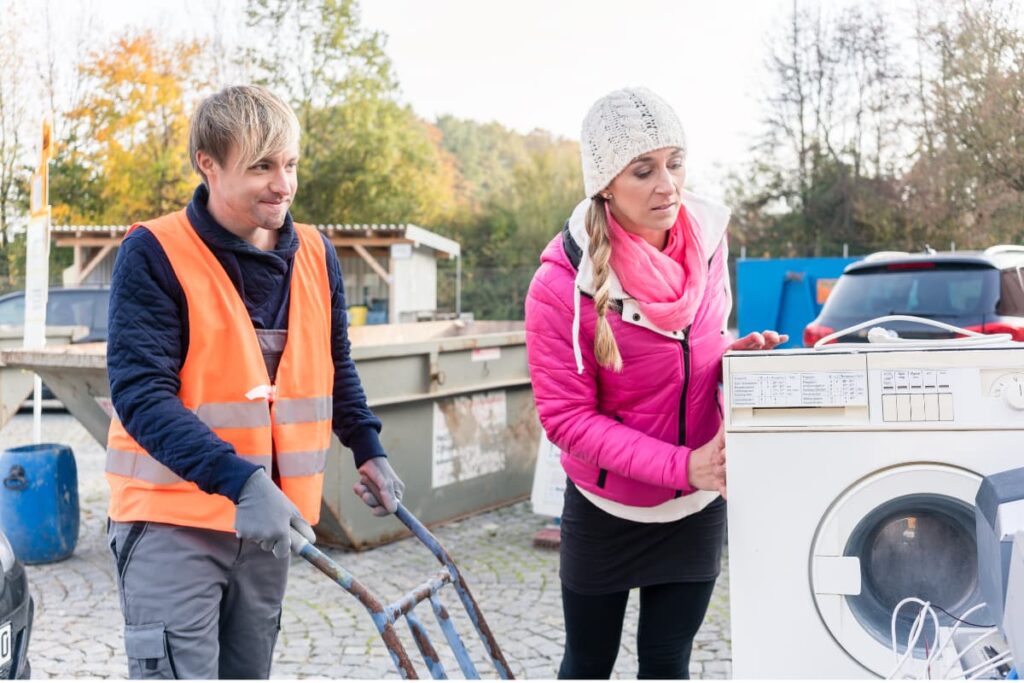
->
xmin=0 ymin=321 xmax=541 ymax=549
xmin=290 ymin=503 xmax=513 ymax=679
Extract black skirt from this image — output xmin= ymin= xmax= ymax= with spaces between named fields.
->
xmin=559 ymin=480 xmax=726 ymax=595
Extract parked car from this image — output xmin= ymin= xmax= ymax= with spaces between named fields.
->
xmin=0 ymin=528 xmax=32 ymax=678
xmin=0 ymin=286 xmax=110 ymax=343
xmin=804 ymin=246 xmax=1024 ymax=346
xmin=0 ymin=286 xmax=110 ymax=404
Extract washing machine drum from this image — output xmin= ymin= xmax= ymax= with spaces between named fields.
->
xmin=810 ymin=464 xmax=988 ymax=677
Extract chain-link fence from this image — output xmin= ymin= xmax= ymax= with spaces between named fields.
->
xmin=437 ymin=261 xmax=537 ymax=321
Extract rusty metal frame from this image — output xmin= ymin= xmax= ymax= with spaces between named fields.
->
xmin=290 ymin=503 xmax=513 ymax=679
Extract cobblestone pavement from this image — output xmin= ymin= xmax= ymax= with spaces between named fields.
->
xmin=8 ymin=413 xmax=732 ymax=679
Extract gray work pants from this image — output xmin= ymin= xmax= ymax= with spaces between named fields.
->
xmin=108 ymin=520 xmax=289 ymax=679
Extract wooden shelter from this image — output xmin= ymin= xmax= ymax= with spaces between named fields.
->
xmin=52 ymin=223 xmax=462 ymax=323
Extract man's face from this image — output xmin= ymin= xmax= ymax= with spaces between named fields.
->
xmin=202 ymin=139 xmax=300 ymax=231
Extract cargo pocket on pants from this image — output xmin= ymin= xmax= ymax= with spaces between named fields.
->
xmin=124 ymin=622 xmax=178 ymax=679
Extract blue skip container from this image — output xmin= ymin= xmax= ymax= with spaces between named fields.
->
xmin=0 ymin=443 xmax=79 ymax=564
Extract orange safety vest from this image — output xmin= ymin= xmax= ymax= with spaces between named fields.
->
xmin=105 ymin=210 xmax=334 ymax=532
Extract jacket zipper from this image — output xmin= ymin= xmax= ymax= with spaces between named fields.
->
xmin=675 ymin=327 xmax=692 ymax=498
xmin=678 ymin=327 xmax=691 ymax=445
xmin=598 ymin=415 xmax=625 ymax=488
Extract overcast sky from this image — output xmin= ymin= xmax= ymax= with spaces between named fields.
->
xmin=357 ymin=0 xmax=800 ymax=196
xmin=59 ymin=0 xmax=931 ymax=197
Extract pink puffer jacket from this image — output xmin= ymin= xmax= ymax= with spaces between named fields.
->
xmin=525 ymin=194 xmax=733 ymax=507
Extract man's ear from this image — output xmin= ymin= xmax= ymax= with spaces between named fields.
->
xmin=195 ymin=150 xmax=218 ymax=180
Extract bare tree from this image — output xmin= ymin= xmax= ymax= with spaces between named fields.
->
xmin=0 ymin=6 xmax=31 ymax=245
xmin=908 ymin=0 xmax=1024 ymax=247
xmin=742 ymin=1 xmax=905 ymax=257
xmin=196 ymin=0 xmax=245 ymax=88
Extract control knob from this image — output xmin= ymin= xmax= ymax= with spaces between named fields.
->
xmin=991 ymin=373 xmax=1024 ymax=410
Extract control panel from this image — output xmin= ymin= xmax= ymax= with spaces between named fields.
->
xmin=724 ymin=346 xmax=1024 ymax=431
xmin=878 ymin=369 xmax=953 ymax=422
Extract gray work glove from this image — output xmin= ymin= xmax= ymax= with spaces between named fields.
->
xmin=353 ymin=456 xmax=405 ymax=517
xmin=234 ymin=469 xmax=316 ymax=558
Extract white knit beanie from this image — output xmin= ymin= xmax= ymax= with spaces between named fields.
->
xmin=580 ymin=87 xmax=687 ymax=199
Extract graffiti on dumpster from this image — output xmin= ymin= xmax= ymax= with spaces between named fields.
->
xmin=432 ymin=391 xmax=507 ymax=488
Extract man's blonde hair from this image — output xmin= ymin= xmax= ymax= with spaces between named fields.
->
xmin=189 ymin=85 xmax=300 ymax=184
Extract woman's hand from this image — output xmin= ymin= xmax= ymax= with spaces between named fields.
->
xmin=687 ymin=422 xmax=727 ymax=499
xmin=729 ymin=330 xmax=788 ymax=351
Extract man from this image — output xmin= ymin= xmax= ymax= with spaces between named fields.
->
xmin=105 ymin=85 xmax=404 ymax=679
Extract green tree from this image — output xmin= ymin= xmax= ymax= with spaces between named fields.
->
xmin=438 ymin=119 xmax=581 ymax=319
xmin=244 ymin=0 xmax=461 ymax=227
xmin=435 ymin=115 xmax=532 ymax=210
xmin=291 ymin=100 xmax=461 ymax=226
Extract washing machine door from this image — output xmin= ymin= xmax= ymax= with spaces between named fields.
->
xmin=810 ymin=463 xmax=984 ymax=677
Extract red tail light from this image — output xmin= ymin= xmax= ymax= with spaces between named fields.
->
xmin=962 ymin=323 xmax=1024 ymax=342
xmin=803 ymin=323 xmax=835 ymax=347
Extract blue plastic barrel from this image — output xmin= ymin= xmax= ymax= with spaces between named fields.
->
xmin=0 ymin=443 xmax=79 ymax=564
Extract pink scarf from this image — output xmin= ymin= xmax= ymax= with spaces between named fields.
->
xmin=605 ymin=203 xmax=708 ymax=331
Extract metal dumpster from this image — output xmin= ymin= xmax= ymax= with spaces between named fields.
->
xmin=0 ymin=321 xmax=540 ymax=549
xmin=736 ymin=257 xmax=859 ymax=348
xmin=0 ymin=326 xmax=84 ymax=429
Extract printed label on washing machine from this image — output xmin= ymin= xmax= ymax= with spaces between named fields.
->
xmin=731 ymin=371 xmax=867 ymax=407
xmin=879 ymin=369 xmax=953 ymax=393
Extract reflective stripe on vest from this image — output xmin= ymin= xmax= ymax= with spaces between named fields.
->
xmin=195 ymin=401 xmax=271 ymax=429
xmin=105 ymin=399 xmax=273 ymax=485
xmin=105 ymin=211 xmax=335 ymax=532
xmin=107 ymin=449 xmax=273 ymax=484
xmin=105 ymin=396 xmax=331 ymax=485
xmin=274 ymin=396 xmax=332 ymax=424
xmin=276 ymin=448 xmax=329 ymax=477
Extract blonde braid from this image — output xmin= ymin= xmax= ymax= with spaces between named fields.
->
xmin=586 ymin=198 xmax=623 ymax=372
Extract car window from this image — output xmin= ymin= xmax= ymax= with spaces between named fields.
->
xmin=47 ymin=292 xmax=97 ymax=327
xmin=996 ymin=268 xmax=1024 ymax=316
xmin=0 ymin=289 xmax=110 ymax=335
xmin=0 ymin=296 xmax=24 ymax=325
xmin=91 ymin=291 xmax=110 ymax=333
xmin=821 ymin=266 xmax=1000 ymax=321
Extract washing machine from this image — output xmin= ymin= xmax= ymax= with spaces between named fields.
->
xmin=724 ymin=343 xmax=1024 ymax=678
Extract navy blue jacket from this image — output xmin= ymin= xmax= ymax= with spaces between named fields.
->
xmin=107 ymin=185 xmax=385 ymax=504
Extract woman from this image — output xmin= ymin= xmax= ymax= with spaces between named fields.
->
xmin=525 ymin=87 xmax=785 ymax=679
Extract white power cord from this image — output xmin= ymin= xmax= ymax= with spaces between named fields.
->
xmin=814 ymin=315 xmax=1014 ymax=350
xmin=888 ymin=598 xmax=941 ymax=679
xmin=925 ymin=602 xmax=989 ymax=673
xmin=885 ymin=599 xmax=1012 ymax=680
xmin=940 ymin=628 xmax=1001 ymax=679
xmin=964 ymin=652 xmax=1013 ymax=680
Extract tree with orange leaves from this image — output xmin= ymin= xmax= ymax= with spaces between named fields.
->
xmin=52 ymin=30 xmax=210 ymax=224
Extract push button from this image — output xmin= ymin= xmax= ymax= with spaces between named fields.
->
xmin=882 ymin=395 xmax=898 ymax=422
xmin=910 ymin=394 xmax=925 ymax=421
xmin=896 ymin=395 xmax=911 ymax=421
xmin=939 ymin=394 xmax=954 ymax=421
